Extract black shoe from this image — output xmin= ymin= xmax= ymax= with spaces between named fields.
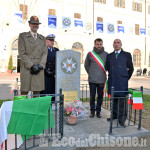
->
xmin=96 ymin=114 xmax=101 ymax=118
xmin=90 ymin=114 xmax=95 ymax=118
xmin=107 ymin=117 xmax=117 ymax=121
xmin=119 ymin=122 xmax=126 ymax=127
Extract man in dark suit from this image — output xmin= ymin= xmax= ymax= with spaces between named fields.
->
xmin=40 ymin=34 xmax=59 ymax=100
xmin=106 ymin=39 xmax=134 ymax=126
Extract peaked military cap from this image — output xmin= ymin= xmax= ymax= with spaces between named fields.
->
xmin=28 ymin=16 xmax=41 ymax=24
xmin=46 ymin=34 xmax=56 ymax=41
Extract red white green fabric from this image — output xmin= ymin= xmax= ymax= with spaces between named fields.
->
xmin=89 ymin=50 xmax=107 ymax=95
xmin=89 ymin=50 xmax=106 ymax=75
xmin=128 ymin=92 xmax=143 ymax=110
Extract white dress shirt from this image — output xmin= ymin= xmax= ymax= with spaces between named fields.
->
xmin=30 ymin=31 xmax=37 ymax=40
xmin=115 ymin=49 xmax=121 ymax=54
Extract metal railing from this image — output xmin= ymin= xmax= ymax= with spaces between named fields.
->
xmin=109 ymin=86 xmax=143 ymax=134
xmin=5 ymin=88 xmax=64 ymax=150
xmin=79 ymin=81 xmax=143 ymax=134
xmin=12 ymin=78 xmax=143 ymax=139
xmin=80 ymin=83 xmax=89 ymax=101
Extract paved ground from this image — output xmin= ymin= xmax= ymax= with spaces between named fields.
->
xmin=0 ymin=73 xmax=20 ymax=99
xmin=1 ymin=74 xmax=150 ymax=149
xmin=21 ymin=105 xmax=150 ymax=150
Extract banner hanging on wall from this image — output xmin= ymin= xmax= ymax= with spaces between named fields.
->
xmin=13 ymin=13 xmax=22 ymax=23
xmin=85 ymin=22 xmax=92 ymax=30
xmin=62 ymin=17 xmax=71 ymax=28
xmin=48 ymin=15 xmax=57 ymax=28
xmin=96 ymin=22 xmax=103 ymax=33
xmin=118 ymin=25 xmax=124 ymax=33
xmin=74 ymin=20 xmax=83 ymax=27
xmin=140 ymin=28 xmax=146 ymax=35
xmin=107 ymin=23 xmax=115 ymax=34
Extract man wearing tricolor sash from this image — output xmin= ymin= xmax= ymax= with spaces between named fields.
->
xmin=84 ymin=38 xmax=108 ymax=118
xmin=106 ymin=39 xmax=134 ymax=126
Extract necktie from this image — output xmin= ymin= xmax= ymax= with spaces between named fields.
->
xmin=33 ymin=34 xmax=36 ymax=40
xmin=115 ymin=52 xmax=119 ymax=58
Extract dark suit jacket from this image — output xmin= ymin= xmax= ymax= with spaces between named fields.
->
xmin=45 ymin=47 xmax=59 ymax=73
xmin=41 ymin=47 xmax=59 ymax=94
xmin=106 ymin=49 xmax=134 ymax=96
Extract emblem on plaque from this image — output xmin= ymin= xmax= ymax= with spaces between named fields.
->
xmin=61 ymin=57 xmax=77 ymax=74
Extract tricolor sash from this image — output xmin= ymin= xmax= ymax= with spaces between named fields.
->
xmin=89 ymin=50 xmax=107 ymax=95
xmin=89 ymin=50 xmax=106 ymax=74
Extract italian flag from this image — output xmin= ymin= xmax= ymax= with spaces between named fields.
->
xmin=0 ymin=96 xmax=54 ymax=150
xmin=128 ymin=91 xmax=143 ymax=110
xmin=132 ymin=91 xmax=143 ymax=110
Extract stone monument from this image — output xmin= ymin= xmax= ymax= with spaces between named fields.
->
xmin=56 ymin=50 xmax=81 ymax=102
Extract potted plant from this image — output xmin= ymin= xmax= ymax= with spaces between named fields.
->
xmin=64 ymin=100 xmax=82 ymax=125
xmin=7 ymin=55 xmax=13 ymax=73
xmin=64 ymin=106 xmax=78 ymax=125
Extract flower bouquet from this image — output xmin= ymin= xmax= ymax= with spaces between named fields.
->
xmin=64 ymin=99 xmax=88 ymax=125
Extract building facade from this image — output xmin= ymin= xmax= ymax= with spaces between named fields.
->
xmin=0 ymin=0 xmax=150 ymax=77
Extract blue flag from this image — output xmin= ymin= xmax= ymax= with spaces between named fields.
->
xmin=96 ymin=22 xmax=103 ymax=33
xmin=74 ymin=20 xmax=83 ymax=27
xmin=140 ymin=28 xmax=146 ymax=35
xmin=118 ymin=26 xmax=124 ymax=33
xmin=48 ymin=15 xmax=57 ymax=28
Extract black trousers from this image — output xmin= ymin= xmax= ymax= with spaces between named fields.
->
xmin=89 ymin=82 xmax=104 ymax=114
xmin=112 ymin=96 xmax=127 ymax=124
xmin=40 ymin=75 xmax=55 ymax=101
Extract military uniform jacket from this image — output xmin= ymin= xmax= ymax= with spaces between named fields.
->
xmin=45 ymin=47 xmax=59 ymax=73
xmin=42 ymin=47 xmax=59 ymax=95
xmin=18 ymin=31 xmax=48 ymax=92
xmin=106 ymin=49 xmax=134 ymax=96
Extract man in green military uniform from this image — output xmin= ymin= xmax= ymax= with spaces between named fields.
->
xmin=18 ymin=16 xmax=48 ymax=95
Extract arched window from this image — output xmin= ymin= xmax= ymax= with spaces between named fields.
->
xmin=12 ymin=39 xmax=18 ymax=50
xmin=72 ymin=42 xmax=84 ymax=64
xmin=133 ymin=49 xmax=141 ymax=67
